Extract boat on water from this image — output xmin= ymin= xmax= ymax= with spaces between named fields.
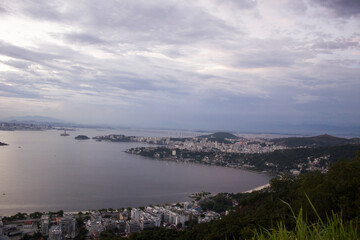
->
xmin=60 ymin=130 xmax=70 ymax=136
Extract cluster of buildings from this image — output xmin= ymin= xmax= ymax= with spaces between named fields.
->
xmin=94 ymin=134 xmax=287 ymax=154
xmin=85 ymin=201 xmax=220 ymax=237
xmin=0 ymin=217 xmax=10 ymax=240
xmin=0 ymin=122 xmax=52 ymax=131
xmin=41 ymin=214 xmax=77 ymax=240
xmin=290 ymin=155 xmax=331 ymax=175
xmin=166 ymin=138 xmax=287 ymax=154
xmin=1 ymin=198 xmax=224 ymax=239
xmin=0 ymin=214 xmax=76 ymax=240
xmin=0 ymin=217 xmax=37 ymax=239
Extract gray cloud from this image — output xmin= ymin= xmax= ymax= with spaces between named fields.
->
xmin=12 ymin=0 xmax=238 ymax=45
xmin=235 ymin=50 xmax=299 ymax=68
xmin=0 ymin=0 xmax=359 ymax=132
xmin=0 ymin=40 xmax=58 ymax=63
xmin=0 ymin=6 xmax=7 ymax=14
xmin=312 ymin=38 xmax=359 ymax=52
xmin=61 ymin=33 xmax=107 ymax=45
xmin=17 ymin=0 xmax=74 ymax=22
xmin=0 ymin=59 xmax=32 ymax=70
xmin=312 ymin=0 xmax=360 ymax=17
xmin=0 ymin=82 xmax=43 ymax=99
xmin=216 ymin=0 xmax=257 ymax=10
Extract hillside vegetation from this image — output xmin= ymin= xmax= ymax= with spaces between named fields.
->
xmin=198 ymin=132 xmax=239 ymax=139
xmin=128 ymin=152 xmax=360 ymax=240
xmin=272 ymin=134 xmax=360 ymax=148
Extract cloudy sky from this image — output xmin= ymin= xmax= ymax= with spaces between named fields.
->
xmin=0 ymin=0 xmax=359 ymax=133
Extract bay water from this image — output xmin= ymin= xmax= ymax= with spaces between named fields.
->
xmin=0 ymin=129 xmax=271 ymax=216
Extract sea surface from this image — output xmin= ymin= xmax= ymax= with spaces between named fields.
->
xmin=0 ymin=129 xmax=271 ymax=216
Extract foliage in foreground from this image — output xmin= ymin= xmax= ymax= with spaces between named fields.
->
xmin=253 ymin=210 xmax=358 ymax=240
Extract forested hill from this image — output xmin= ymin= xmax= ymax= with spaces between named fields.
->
xmin=244 ymin=144 xmax=360 ymax=172
xmin=271 ymin=134 xmax=360 ymax=147
xmin=198 ymin=132 xmax=239 ymax=139
xmin=127 ymin=153 xmax=360 ymax=240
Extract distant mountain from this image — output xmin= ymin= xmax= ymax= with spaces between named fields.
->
xmin=198 ymin=132 xmax=239 ymax=139
xmin=272 ymin=134 xmax=360 ymax=148
xmin=3 ymin=116 xmax=65 ymax=123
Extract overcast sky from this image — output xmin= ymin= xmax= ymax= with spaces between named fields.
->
xmin=0 ymin=0 xmax=359 ymax=133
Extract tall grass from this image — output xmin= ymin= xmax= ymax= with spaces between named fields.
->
xmin=252 ymin=195 xmax=358 ymax=240
xmin=253 ymin=209 xmax=358 ymax=240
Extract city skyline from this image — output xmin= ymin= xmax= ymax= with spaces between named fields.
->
xmin=0 ymin=0 xmax=359 ymax=132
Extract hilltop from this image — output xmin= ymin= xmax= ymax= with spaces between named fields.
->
xmin=198 ymin=132 xmax=239 ymax=139
xmin=272 ymin=134 xmax=360 ymax=148
xmin=75 ymin=135 xmax=90 ymax=140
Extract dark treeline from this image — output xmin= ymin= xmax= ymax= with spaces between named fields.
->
xmin=126 ymin=152 xmax=360 ymax=240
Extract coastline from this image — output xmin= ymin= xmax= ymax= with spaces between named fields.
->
xmin=127 ymin=152 xmax=277 ymax=176
xmin=242 ymin=183 xmax=270 ymax=193
xmin=66 ymin=182 xmax=272 ymax=215
xmin=1 ymin=182 xmax=271 ymax=217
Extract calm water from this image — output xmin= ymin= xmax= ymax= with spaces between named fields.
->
xmin=0 ymin=129 xmax=271 ymax=216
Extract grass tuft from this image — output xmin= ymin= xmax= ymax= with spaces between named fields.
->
xmin=252 ymin=199 xmax=358 ymax=240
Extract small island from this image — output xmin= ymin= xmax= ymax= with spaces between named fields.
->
xmin=75 ymin=135 xmax=90 ymax=140
xmin=0 ymin=141 xmax=8 ymax=146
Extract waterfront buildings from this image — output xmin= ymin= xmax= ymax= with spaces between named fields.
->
xmin=49 ymin=226 xmax=62 ymax=240
xmin=59 ymin=214 xmax=76 ymax=239
xmin=125 ymin=220 xmax=140 ymax=234
xmin=41 ymin=215 xmax=49 ymax=236
xmin=0 ymin=218 xmax=3 ymax=236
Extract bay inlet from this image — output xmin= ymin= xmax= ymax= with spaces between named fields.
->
xmin=0 ymin=129 xmax=271 ymax=216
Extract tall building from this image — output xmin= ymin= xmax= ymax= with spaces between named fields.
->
xmin=183 ymin=202 xmax=192 ymax=210
xmin=103 ymin=219 xmax=116 ymax=231
xmin=40 ymin=215 xmax=50 ymax=236
xmin=0 ymin=217 xmax=3 ymax=236
xmin=118 ymin=220 xmax=126 ymax=233
xmin=125 ymin=220 xmax=140 ymax=234
xmin=86 ymin=211 xmax=104 ymax=238
xmin=49 ymin=226 xmax=62 ymax=240
xmin=130 ymin=208 xmax=141 ymax=222
xmin=0 ymin=217 xmax=10 ymax=240
xmin=59 ymin=214 xmax=76 ymax=239
xmin=91 ymin=211 xmax=102 ymax=223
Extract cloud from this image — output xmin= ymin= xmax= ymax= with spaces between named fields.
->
xmin=0 ymin=59 xmax=32 ymax=70
xmin=0 ymin=40 xmax=58 ymax=64
xmin=0 ymin=82 xmax=43 ymax=99
xmin=311 ymin=0 xmax=360 ymax=17
xmin=312 ymin=38 xmax=359 ymax=52
xmin=216 ymin=0 xmax=257 ymax=10
xmin=61 ymin=33 xmax=107 ymax=45
xmin=0 ymin=0 xmax=359 ymax=131
xmin=293 ymin=94 xmax=319 ymax=104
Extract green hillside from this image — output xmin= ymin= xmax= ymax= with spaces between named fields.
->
xmin=127 ymin=153 xmax=360 ymax=240
xmin=198 ymin=132 xmax=239 ymax=139
xmin=272 ymin=134 xmax=360 ymax=147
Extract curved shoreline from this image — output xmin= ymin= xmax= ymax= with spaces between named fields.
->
xmin=242 ymin=183 xmax=270 ymax=193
